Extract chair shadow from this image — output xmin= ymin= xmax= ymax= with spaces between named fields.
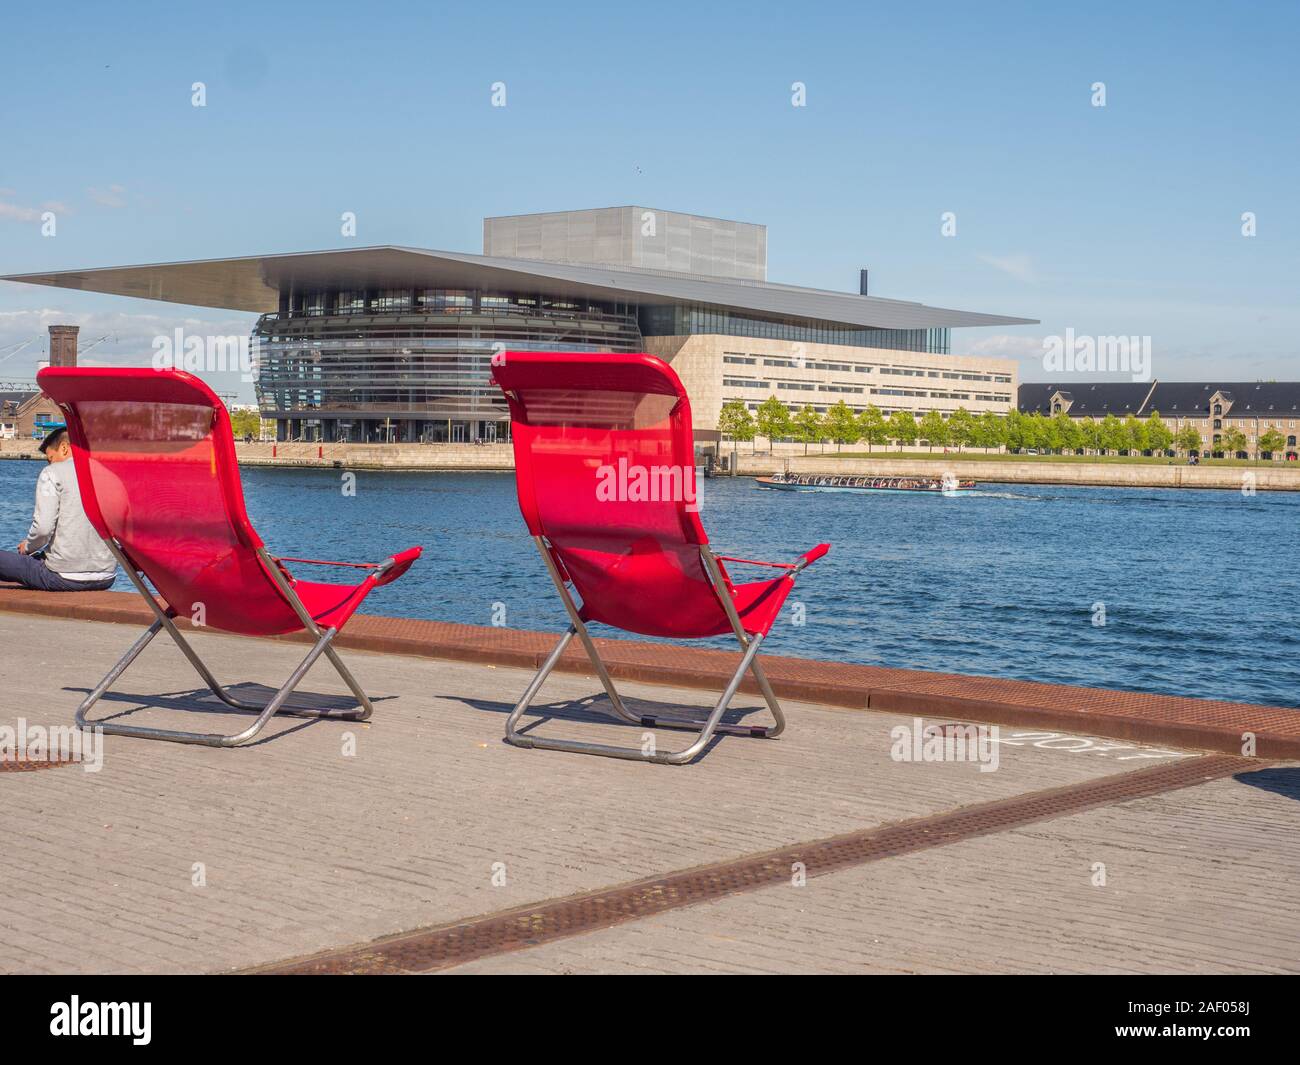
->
xmin=1233 ymin=765 xmax=1300 ymax=803
xmin=454 ymin=690 xmax=772 ymax=758
xmin=63 ymin=682 xmax=396 ymax=748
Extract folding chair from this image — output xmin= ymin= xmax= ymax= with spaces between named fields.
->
xmin=36 ymin=367 xmax=422 ymax=747
xmin=491 ymin=351 xmax=829 ymax=765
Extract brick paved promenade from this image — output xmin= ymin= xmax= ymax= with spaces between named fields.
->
xmin=5 ymin=588 xmax=1297 ymax=758
xmin=1 ymin=606 xmax=1296 ymax=974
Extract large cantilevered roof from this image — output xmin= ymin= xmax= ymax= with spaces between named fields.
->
xmin=1 ymin=246 xmax=1036 ymax=331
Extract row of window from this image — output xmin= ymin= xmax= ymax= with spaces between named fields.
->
xmin=727 ymin=378 xmax=1009 ymax=403
xmin=642 ymin=306 xmax=951 ymax=354
xmin=1055 ymin=407 xmax=1300 ymax=434
xmin=1214 ymin=418 xmax=1299 ymax=431
xmin=285 ymin=288 xmax=632 ymax=319
xmin=1055 ymin=403 xmax=1300 ymax=429
xmin=741 ymin=402 xmax=968 ymax=418
xmin=721 ymin=352 xmax=1010 ymax=384
xmin=881 ymin=367 xmax=1012 ymax=383
xmin=1213 ymin=432 xmax=1299 ymax=445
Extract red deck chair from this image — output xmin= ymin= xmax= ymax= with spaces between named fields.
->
xmin=36 ymin=367 xmax=422 ymax=747
xmin=491 ymin=351 xmax=829 ymax=765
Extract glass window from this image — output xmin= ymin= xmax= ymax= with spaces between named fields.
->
xmin=337 ymin=291 xmax=366 ymax=315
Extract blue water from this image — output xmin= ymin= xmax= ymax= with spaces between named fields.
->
xmin=2 ymin=460 xmax=1297 ymax=708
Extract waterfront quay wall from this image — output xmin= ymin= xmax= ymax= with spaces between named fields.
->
xmin=5 ymin=438 xmax=1300 ymax=489
xmin=1 ymin=439 xmax=515 ymax=471
xmin=734 ymin=453 xmax=1300 ymax=491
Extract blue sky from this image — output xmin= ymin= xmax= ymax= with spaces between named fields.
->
xmin=1 ymin=0 xmax=1296 ymax=398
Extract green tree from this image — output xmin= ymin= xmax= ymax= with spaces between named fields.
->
xmin=975 ymin=411 xmax=1006 ymax=452
xmin=918 ymin=410 xmax=949 ymax=452
xmin=1078 ymin=417 xmax=1101 ymax=454
xmin=1004 ymin=409 xmax=1028 ymax=452
xmin=1098 ymin=413 xmax=1124 ymax=456
xmin=1174 ymin=423 xmax=1203 ymax=456
xmin=792 ymin=404 xmax=824 ymax=455
xmin=1123 ymin=413 xmax=1147 ymax=455
xmin=230 ymin=409 xmax=261 ymax=438
xmin=887 ymin=410 xmax=919 ymax=449
xmin=822 ymin=400 xmax=860 ymax=451
xmin=717 ymin=400 xmax=755 ymax=442
xmin=857 ymin=405 xmax=889 ymax=452
xmin=1144 ymin=411 xmax=1173 ymax=455
xmin=1052 ymin=411 xmax=1082 ymax=454
xmin=755 ymin=396 xmax=791 ymax=447
xmin=717 ymin=399 xmax=755 ymax=471
xmin=947 ymin=407 xmax=976 ymax=452
xmin=1220 ymin=426 xmax=1248 ymax=457
xmin=1259 ymin=426 xmax=1286 ymax=459
xmin=1032 ymin=411 xmax=1060 ymax=453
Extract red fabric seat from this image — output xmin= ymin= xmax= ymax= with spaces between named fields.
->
xmin=492 ymin=352 xmax=827 ymax=641
xmin=37 ymin=367 xmax=420 ymax=637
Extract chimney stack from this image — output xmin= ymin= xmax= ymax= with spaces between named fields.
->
xmin=859 ymin=269 xmax=869 ymax=296
xmin=48 ymin=324 xmax=79 ymax=368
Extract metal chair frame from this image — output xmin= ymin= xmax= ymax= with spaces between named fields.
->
xmin=75 ymin=539 xmax=395 ymax=747
xmin=505 ymin=537 xmax=817 ymax=765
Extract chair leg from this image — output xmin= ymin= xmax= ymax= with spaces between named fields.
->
xmin=504 ymin=626 xmax=775 ymax=765
xmin=738 ymin=647 xmax=787 ymax=738
xmin=90 ymin=537 xmax=375 ymax=740
xmin=635 ymin=630 xmax=786 ymax=739
xmin=154 ymin=611 xmax=373 ymax=722
xmin=74 ymin=621 xmax=365 ymax=747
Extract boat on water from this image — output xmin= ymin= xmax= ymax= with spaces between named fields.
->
xmin=755 ymin=472 xmax=977 ymax=495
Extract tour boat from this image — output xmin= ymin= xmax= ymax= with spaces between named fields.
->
xmin=755 ymin=472 xmax=977 ymax=494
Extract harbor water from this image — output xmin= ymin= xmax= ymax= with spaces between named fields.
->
xmin=2 ymin=461 xmax=1296 ymax=708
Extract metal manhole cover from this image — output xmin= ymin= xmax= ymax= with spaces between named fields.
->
xmin=0 ymin=758 xmax=79 ymax=772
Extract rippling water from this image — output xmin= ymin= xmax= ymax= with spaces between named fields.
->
xmin=3 ymin=461 xmax=1297 ymax=708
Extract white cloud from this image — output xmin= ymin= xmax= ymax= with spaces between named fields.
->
xmin=960 ymin=333 xmax=1047 ymax=359
xmin=977 ymin=253 xmax=1038 ymax=284
xmin=0 ymin=309 xmax=260 ymax=400
xmin=1 ymin=193 xmax=72 ymax=223
xmin=87 ymin=184 xmax=128 ymax=208
xmin=0 ymin=200 xmax=42 ymax=223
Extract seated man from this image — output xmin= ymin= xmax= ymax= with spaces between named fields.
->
xmin=0 ymin=426 xmax=117 ymax=591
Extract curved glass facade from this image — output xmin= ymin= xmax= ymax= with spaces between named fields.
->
xmin=639 ymin=304 xmax=950 ymax=354
xmin=254 ymin=284 xmax=964 ymax=442
xmin=254 ymin=288 xmax=642 ymax=442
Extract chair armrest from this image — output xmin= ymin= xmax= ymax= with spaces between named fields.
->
xmin=713 ymin=555 xmax=797 ymax=570
xmin=272 ymin=547 xmax=423 ymax=587
xmin=276 ymin=556 xmax=379 ymax=570
xmin=714 ymin=543 xmax=829 ymax=575
xmin=793 ymin=543 xmax=830 ymax=572
xmin=373 ymin=546 xmax=423 ymax=586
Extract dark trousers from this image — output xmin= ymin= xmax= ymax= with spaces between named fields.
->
xmin=0 ymin=550 xmax=115 ymax=592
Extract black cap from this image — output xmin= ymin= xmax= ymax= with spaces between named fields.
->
xmin=38 ymin=424 xmax=68 ymax=453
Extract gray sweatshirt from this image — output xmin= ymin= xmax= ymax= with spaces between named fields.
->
xmin=25 ymin=460 xmax=117 ymax=579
